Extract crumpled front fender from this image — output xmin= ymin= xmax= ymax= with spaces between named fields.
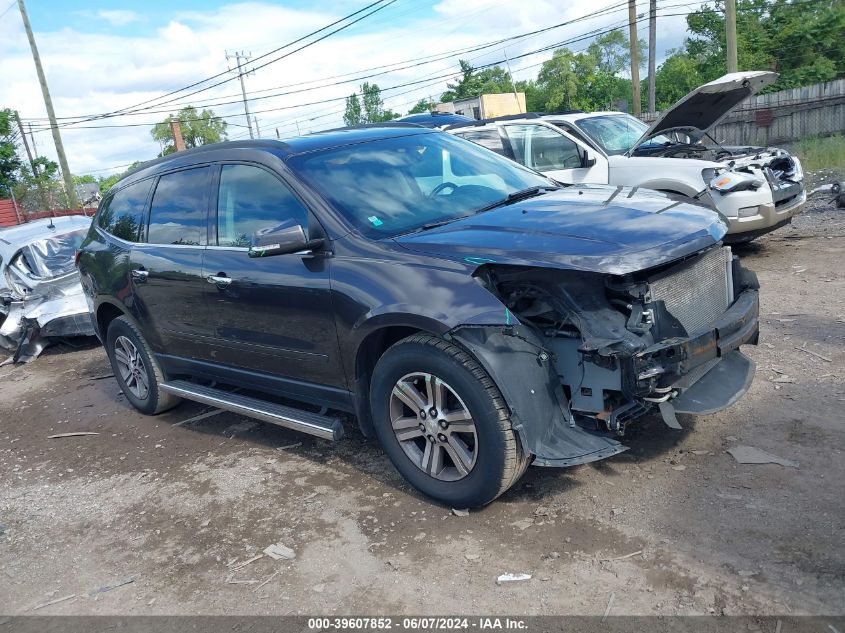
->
xmin=447 ymin=324 xmax=627 ymax=467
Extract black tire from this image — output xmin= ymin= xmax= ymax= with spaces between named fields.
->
xmin=370 ymin=333 xmax=527 ymax=507
xmin=105 ymin=316 xmax=181 ymax=415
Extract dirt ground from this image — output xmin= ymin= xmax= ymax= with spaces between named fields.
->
xmin=1 ymin=190 xmax=843 ymax=617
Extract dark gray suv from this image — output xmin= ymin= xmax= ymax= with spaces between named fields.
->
xmin=78 ymin=126 xmax=759 ymax=506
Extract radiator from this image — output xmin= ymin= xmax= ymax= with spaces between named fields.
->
xmin=649 ymin=246 xmax=733 ymax=336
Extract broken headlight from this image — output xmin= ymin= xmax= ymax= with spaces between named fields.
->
xmin=709 ymin=170 xmax=764 ymax=194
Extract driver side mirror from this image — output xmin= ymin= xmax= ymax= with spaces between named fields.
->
xmin=583 ymin=150 xmax=597 ymax=168
xmin=248 ymin=224 xmax=324 ymax=258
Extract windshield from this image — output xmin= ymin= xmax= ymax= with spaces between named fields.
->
xmin=286 ymin=132 xmax=553 ymax=238
xmin=574 ymin=114 xmax=674 ymax=155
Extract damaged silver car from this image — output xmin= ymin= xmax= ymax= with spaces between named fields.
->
xmin=0 ymin=216 xmax=96 ymax=364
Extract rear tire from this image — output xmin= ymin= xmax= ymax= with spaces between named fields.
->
xmin=370 ymin=333 xmax=527 ymax=507
xmin=105 ymin=316 xmax=180 ymax=415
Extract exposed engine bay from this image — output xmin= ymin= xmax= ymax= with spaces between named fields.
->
xmin=474 ymin=245 xmax=760 ymax=435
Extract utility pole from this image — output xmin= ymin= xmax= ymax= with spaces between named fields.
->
xmin=27 ymin=123 xmax=37 ymax=156
xmin=628 ymin=0 xmax=641 ymax=115
xmin=647 ymin=0 xmax=656 ymax=113
xmin=725 ymin=0 xmax=738 ymax=73
xmin=14 ymin=111 xmax=36 ymax=173
xmin=17 ymin=0 xmax=77 ymax=207
xmin=226 ymin=51 xmax=254 ymax=139
xmin=253 ymin=116 xmax=261 ymax=138
xmin=169 ymin=120 xmax=186 ymax=152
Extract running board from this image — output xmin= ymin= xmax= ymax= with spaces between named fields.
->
xmin=160 ymin=380 xmax=344 ymax=441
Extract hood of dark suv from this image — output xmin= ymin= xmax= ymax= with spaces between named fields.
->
xmin=393 ymin=185 xmax=727 ymax=275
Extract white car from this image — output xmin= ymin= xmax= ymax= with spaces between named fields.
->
xmin=0 ymin=215 xmax=95 ymax=363
xmin=447 ymin=72 xmax=806 ymax=242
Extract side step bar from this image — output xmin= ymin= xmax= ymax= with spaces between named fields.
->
xmin=160 ymin=380 xmax=344 ymax=441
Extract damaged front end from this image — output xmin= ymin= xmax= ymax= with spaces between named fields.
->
xmin=451 ymin=245 xmax=759 ymax=467
xmin=0 ymin=225 xmax=95 ymax=364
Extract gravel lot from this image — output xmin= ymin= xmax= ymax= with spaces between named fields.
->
xmin=1 ymin=186 xmax=843 ymax=616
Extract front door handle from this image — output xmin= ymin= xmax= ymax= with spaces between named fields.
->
xmin=207 ymin=274 xmax=232 ymax=286
xmin=130 ymin=269 xmax=149 ymax=281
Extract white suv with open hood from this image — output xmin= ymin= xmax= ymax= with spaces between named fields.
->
xmin=447 ymin=72 xmax=806 ymax=242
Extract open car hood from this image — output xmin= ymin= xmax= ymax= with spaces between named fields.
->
xmin=392 ymin=185 xmax=728 ymax=276
xmin=630 ymin=71 xmax=778 ymax=152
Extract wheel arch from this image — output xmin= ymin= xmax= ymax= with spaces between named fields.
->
xmin=95 ymin=299 xmax=131 ymax=340
xmin=351 ymin=315 xmax=448 ymax=438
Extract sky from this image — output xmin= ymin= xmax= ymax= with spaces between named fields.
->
xmin=0 ymin=0 xmax=705 ymax=176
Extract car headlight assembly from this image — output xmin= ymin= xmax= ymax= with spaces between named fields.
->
xmin=709 ymin=171 xmax=764 ymax=194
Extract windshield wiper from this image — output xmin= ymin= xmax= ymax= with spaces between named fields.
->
xmin=472 ymin=185 xmax=559 ymax=215
xmin=419 ymin=214 xmax=474 ymax=231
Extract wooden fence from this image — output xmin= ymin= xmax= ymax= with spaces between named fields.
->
xmin=0 ymin=202 xmax=92 ymax=229
xmin=640 ymin=79 xmax=845 ymax=146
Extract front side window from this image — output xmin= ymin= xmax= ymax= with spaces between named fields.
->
xmin=147 ymin=167 xmax=210 ymax=246
xmin=97 ymin=180 xmax=151 ymax=242
xmin=574 ymin=114 xmax=673 ymax=155
xmin=216 ymin=164 xmax=308 ymax=247
xmin=454 ymin=128 xmax=509 ymax=157
xmin=286 ymin=131 xmax=552 ymax=239
xmin=503 ymin=124 xmax=582 ymax=171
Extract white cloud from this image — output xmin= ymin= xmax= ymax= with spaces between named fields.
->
xmin=0 ymin=0 xmax=702 ymax=175
xmin=96 ymin=10 xmax=142 ymax=27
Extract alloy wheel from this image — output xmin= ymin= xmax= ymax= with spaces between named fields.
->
xmin=389 ymin=372 xmax=478 ymax=481
xmin=113 ymin=335 xmax=150 ymax=400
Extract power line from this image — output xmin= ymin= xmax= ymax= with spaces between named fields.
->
xmin=25 ymin=0 xmax=635 ymax=126
xmin=0 ymin=0 xmax=16 ymax=18
xmin=62 ymin=0 xmax=400 ymax=128
xmin=29 ymin=10 xmax=694 ymax=134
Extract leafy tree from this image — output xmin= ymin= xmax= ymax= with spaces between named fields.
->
xmin=684 ymin=0 xmax=844 ymax=90
xmin=343 ymin=83 xmax=397 ymax=126
xmin=536 ymin=49 xmax=582 ymax=111
xmin=0 ymin=108 xmax=22 ymax=193
xmin=440 ymin=60 xmax=513 ymax=102
xmin=72 ymin=174 xmax=97 ymax=185
xmin=344 ymin=93 xmax=363 ymax=126
xmin=151 ymin=106 xmax=227 ymax=156
xmin=407 ymin=99 xmax=433 ymax=115
xmin=98 ymin=161 xmax=142 ymax=194
xmin=654 ymin=51 xmax=705 ymax=109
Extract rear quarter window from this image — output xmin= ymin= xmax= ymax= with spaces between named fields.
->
xmin=97 ymin=180 xmax=152 ymax=242
xmin=146 ymin=167 xmax=210 ymax=246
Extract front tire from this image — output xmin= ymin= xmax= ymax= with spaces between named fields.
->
xmin=370 ymin=334 xmax=527 ymax=507
xmin=105 ymin=316 xmax=180 ymax=415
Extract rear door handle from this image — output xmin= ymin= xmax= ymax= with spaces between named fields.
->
xmin=131 ymin=269 xmax=149 ymax=281
xmin=207 ymin=274 xmax=232 ymax=286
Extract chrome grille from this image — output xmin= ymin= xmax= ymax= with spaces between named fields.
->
xmin=649 ymin=247 xmax=732 ymax=336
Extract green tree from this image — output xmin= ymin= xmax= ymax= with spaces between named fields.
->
xmin=654 ymin=51 xmax=705 ymax=109
xmin=0 ymin=109 xmax=22 ymax=193
xmin=407 ymin=98 xmax=433 ymax=115
xmin=151 ymin=106 xmax=227 ymax=156
xmin=98 ymin=161 xmax=142 ymax=194
xmin=684 ymin=0 xmax=844 ymax=90
xmin=440 ymin=60 xmax=513 ymax=102
xmin=344 ymin=83 xmax=397 ymax=125
xmin=536 ymin=49 xmax=582 ymax=111
xmin=344 ymin=93 xmax=363 ymax=126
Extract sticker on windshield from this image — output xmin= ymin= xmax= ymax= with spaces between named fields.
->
xmin=367 ymin=216 xmax=384 ymax=227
